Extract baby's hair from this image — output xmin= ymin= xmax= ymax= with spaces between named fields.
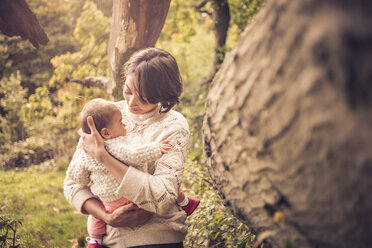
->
xmin=80 ymin=98 xmax=119 ymax=135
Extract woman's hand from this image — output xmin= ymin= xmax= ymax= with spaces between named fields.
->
xmin=105 ymin=203 xmax=153 ymax=228
xmin=79 ymin=116 xmax=129 ymax=183
xmin=78 ymin=116 xmax=107 ymax=162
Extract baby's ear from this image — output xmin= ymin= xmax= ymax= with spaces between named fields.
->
xmin=101 ymin=128 xmax=110 ymax=139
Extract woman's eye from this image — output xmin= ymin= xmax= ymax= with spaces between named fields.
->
xmin=124 ymin=91 xmax=132 ymax=95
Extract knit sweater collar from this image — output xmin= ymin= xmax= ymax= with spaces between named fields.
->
xmin=125 ymin=102 xmax=162 ymax=124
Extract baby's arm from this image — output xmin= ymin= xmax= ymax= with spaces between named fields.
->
xmin=105 ymin=137 xmax=172 ymax=170
xmin=158 ymin=140 xmax=172 ymax=154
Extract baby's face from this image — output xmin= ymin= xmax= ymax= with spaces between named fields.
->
xmin=107 ymin=109 xmax=127 ymax=138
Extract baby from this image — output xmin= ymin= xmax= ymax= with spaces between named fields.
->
xmin=69 ymin=98 xmax=199 ymax=247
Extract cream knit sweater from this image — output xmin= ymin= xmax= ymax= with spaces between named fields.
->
xmin=64 ymin=101 xmax=189 ymax=247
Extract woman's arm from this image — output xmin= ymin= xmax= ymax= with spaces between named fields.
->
xmin=82 ymin=198 xmax=153 ymax=228
xmin=64 ymin=175 xmax=153 ymax=228
xmin=115 ymin=127 xmax=189 ymax=216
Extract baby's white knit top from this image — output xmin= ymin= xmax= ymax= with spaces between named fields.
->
xmin=67 ymin=136 xmax=162 ymax=202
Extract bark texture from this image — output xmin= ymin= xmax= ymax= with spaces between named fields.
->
xmin=203 ymin=0 xmax=372 ymax=247
xmin=0 ymin=0 xmax=49 ymax=48
xmin=107 ymin=0 xmax=170 ymax=99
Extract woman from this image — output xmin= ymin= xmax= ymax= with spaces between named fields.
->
xmin=64 ymin=48 xmax=190 ymax=247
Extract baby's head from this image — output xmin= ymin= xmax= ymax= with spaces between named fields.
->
xmin=80 ymin=98 xmax=126 ymax=139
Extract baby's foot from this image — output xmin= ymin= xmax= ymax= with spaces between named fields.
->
xmin=182 ymin=198 xmax=200 ymax=216
xmin=87 ymin=240 xmax=102 ymax=248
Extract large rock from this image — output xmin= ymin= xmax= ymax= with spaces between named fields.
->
xmin=203 ymin=0 xmax=372 ymax=247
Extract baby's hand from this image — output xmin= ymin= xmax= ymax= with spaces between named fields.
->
xmin=159 ymin=140 xmax=172 ymax=154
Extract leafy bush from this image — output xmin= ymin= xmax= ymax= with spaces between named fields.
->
xmin=0 ymin=136 xmax=53 ymax=170
xmin=229 ymin=0 xmax=266 ymax=34
xmin=182 ymin=158 xmax=255 ymax=248
xmin=0 ymin=72 xmax=27 ymax=146
xmin=23 ymin=86 xmax=53 ymax=136
xmin=50 ymin=1 xmax=110 ymax=88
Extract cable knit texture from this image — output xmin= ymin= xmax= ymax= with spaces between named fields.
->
xmin=64 ymin=101 xmax=189 ymax=247
xmin=67 ymin=136 xmax=161 ymax=202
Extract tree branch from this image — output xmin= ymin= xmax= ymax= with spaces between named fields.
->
xmin=70 ymin=77 xmax=109 ymax=90
xmin=196 ymin=0 xmax=212 ymax=16
xmin=196 ymin=0 xmax=211 ymax=9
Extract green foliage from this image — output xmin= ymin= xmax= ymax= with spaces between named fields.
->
xmin=23 ymin=86 xmax=53 ymax=135
xmin=157 ymin=1 xmax=214 ymax=86
xmin=0 ymin=72 xmax=27 ymax=145
xmin=0 ymin=136 xmax=53 ymax=170
xmin=229 ymin=0 xmax=266 ymax=34
xmin=182 ymin=159 xmax=256 ymax=248
xmin=50 ymin=1 xmax=110 ymax=88
xmin=0 ymin=0 xmax=83 ymax=93
xmin=160 ymin=1 xmax=200 ymax=43
xmin=93 ymin=0 xmax=113 ymax=17
xmin=226 ymin=0 xmax=266 ymax=51
xmin=0 ymin=216 xmax=22 ymax=248
xmin=1 ymin=2 xmax=110 ymax=170
xmin=48 ymin=1 xmax=111 ymax=139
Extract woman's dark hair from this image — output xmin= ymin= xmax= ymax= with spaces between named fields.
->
xmin=123 ymin=48 xmax=183 ymax=113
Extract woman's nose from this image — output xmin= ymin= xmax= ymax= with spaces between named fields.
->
xmin=127 ymin=95 xmax=138 ymax=107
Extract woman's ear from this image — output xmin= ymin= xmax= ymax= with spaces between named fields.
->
xmin=100 ymin=128 xmax=110 ymax=139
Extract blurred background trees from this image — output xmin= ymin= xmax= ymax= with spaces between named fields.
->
xmin=0 ymin=0 xmax=265 ymax=247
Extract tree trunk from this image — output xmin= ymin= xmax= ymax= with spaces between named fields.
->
xmin=203 ymin=0 xmax=372 ymax=247
xmin=107 ymin=0 xmax=171 ymax=99
xmin=196 ymin=0 xmax=230 ymax=85
xmin=0 ymin=0 xmax=49 ymax=48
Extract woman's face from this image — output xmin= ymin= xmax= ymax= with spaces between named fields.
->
xmin=123 ymin=74 xmax=158 ymax=114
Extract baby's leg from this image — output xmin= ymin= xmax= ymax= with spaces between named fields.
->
xmin=177 ymin=188 xmax=200 ymax=216
xmin=87 ymin=198 xmax=132 ymax=247
xmin=87 ymin=215 xmax=106 ymax=247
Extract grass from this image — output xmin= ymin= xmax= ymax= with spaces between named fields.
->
xmin=0 ymin=160 xmax=87 ymax=247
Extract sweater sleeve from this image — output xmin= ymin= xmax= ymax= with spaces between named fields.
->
xmin=115 ymin=122 xmax=189 ymax=216
xmin=105 ymin=138 xmax=162 ymax=171
xmin=63 ymin=138 xmax=98 ymax=213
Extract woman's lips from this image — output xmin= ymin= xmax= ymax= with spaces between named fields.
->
xmin=129 ymin=107 xmax=140 ymax=112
